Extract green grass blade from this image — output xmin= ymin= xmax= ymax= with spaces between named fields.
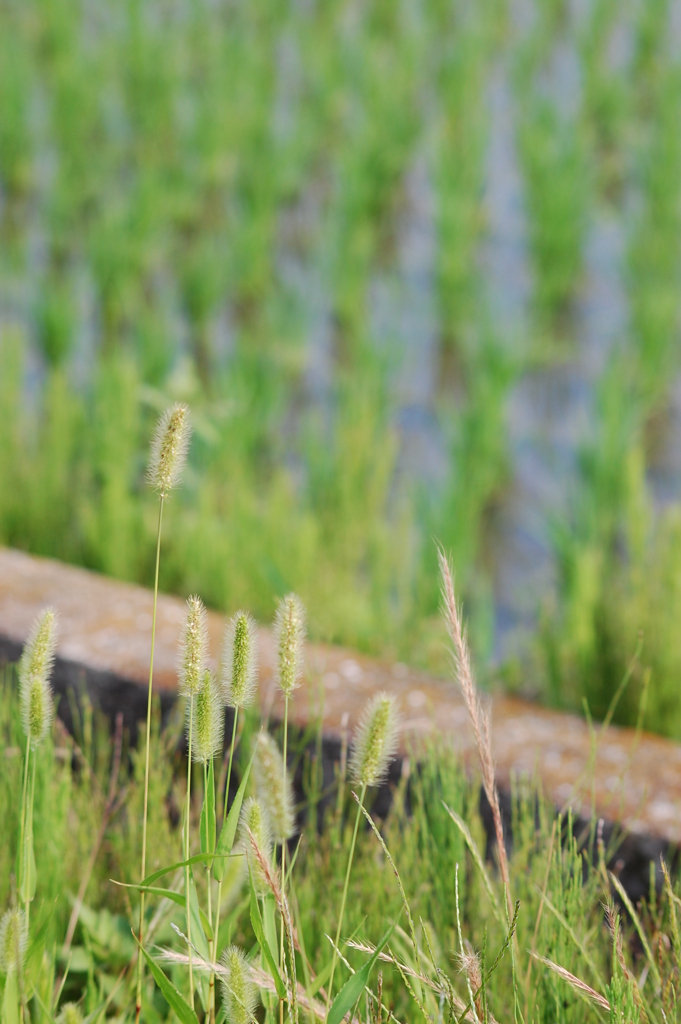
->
xmin=213 ymin=750 xmax=254 ymax=882
xmin=200 ymin=757 xmax=216 ymax=855
xmin=138 ymin=943 xmax=200 ymax=1024
xmin=248 ymin=867 xmax=286 ymax=999
xmin=327 ymin=922 xmax=396 ymax=1024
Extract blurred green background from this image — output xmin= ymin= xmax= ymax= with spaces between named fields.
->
xmin=1 ymin=0 xmax=681 ymax=733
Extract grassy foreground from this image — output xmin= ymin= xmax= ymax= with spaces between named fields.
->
xmin=1 ymin=598 xmax=680 ymax=1024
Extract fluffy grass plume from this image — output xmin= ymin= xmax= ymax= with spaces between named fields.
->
xmin=0 ymin=908 xmax=27 ymax=974
xmin=222 ymin=611 xmax=258 ymax=709
xmin=349 ymin=691 xmax=400 ymax=788
xmin=58 ymin=1004 xmax=84 ymax=1024
xmin=147 ymin=402 xmax=190 ymax=498
xmin=220 ymin=945 xmax=257 ymax=1024
xmin=19 ymin=608 xmax=57 ymax=748
xmin=274 ymin=593 xmax=305 ymax=697
xmin=239 ymin=797 xmax=273 ymax=895
xmin=438 ymin=548 xmax=511 ymax=901
xmin=179 ymin=595 xmax=208 ymax=698
xmin=192 ymin=669 xmax=224 ymax=763
xmin=252 ymin=731 xmax=294 ymax=841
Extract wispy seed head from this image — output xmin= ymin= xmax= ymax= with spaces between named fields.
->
xmin=457 ymin=941 xmax=483 ymax=1019
xmin=19 ymin=608 xmax=57 ymax=748
xmin=179 ymin=596 xmax=208 ymax=698
xmin=274 ymin=594 xmax=306 ymax=698
xmin=191 ymin=670 xmax=224 ymax=763
xmin=349 ymin=692 xmax=400 ymax=788
xmin=220 ymin=945 xmax=258 ymax=1024
xmin=147 ymin=402 xmax=190 ymax=498
xmin=58 ymin=1004 xmax=84 ymax=1024
xmin=252 ymin=731 xmax=295 ymax=842
xmin=239 ymin=797 xmax=273 ymax=895
xmin=0 ymin=908 xmax=27 ymax=974
xmin=222 ymin=612 xmax=258 ymax=709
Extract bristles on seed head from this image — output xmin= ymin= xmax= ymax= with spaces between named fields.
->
xmin=179 ymin=596 xmax=208 ymax=698
xmin=457 ymin=943 xmax=482 ymax=992
xmin=220 ymin=945 xmax=257 ymax=1024
xmin=0 ymin=908 xmax=27 ymax=974
xmin=58 ymin=1004 xmax=83 ymax=1024
xmin=147 ymin=402 xmax=190 ymax=498
xmin=273 ymin=594 xmax=306 ymax=697
xmin=252 ymin=731 xmax=295 ymax=841
xmin=222 ymin=611 xmax=258 ymax=709
xmin=191 ymin=669 xmax=224 ymax=763
xmin=349 ymin=692 xmax=400 ymax=788
xmin=239 ymin=797 xmax=273 ymax=895
xmin=19 ymin=608 xmax=57 ymax=748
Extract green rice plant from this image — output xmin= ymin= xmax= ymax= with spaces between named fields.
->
xmin=626 ymin=63 xmax=681 ymax=404
xmin=429 ymin=0 xmax=499 ymax=351
xmin=517 ymin=97 xmax=590 ymax=336
xmin=513 ymin=6 xmax=591 ymax=338
xmin=578 ymin=0 xmax=632 ymax=200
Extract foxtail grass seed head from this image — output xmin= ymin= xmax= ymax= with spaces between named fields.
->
xmin=274 ymin=593 xmax=305 ymax=697
xmin=147 ymin=402 xmax=190 ymax=498
xmin=58 ymin=1004 xmax=84 ymax=1024
xmin=349 ymin=692 xmax=400 ymax=788
xmin=222 ymin=611 xmax=258 ymax=709
xmin=239 ymin=797 xmax=273 ymax=895
xmin=192 ymin=669 xmax=224 ymax=763
xmin=252 ymin=731 xmax=294 ymax=841
xmin=220 ymin=945 xmax=257 ymax=1024
xmin=19 ymin=608 xmax=57 ymax=748
xmin=179 ymin=595 xmax=208 ymax=698
xmin=0 ymin=908 xmax=27 ymax=974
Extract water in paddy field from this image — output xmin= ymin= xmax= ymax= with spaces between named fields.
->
xmin=277 ymin=2 xmax=681 ymax=664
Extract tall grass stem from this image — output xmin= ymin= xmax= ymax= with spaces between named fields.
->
xmin=279 ymin=696 xmax=289 ymax=1024
xmin=135 ymin=496 xmax=164 ymax=1024
xmin=185 ymin=694 xmax=195 ymax=1005
xmin=18 ymin=736 xmax=30 ymax=911
xmin=326 ymin=780 xmax=367 ymax=1012
xmin=214 ymin=708 xmax=239 ymax=950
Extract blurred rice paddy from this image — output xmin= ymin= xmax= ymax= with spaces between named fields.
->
xmin=1 ymin=0 xmax=681 ymax=733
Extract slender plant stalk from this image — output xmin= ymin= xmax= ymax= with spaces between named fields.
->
xmin=25 ymin=754 xmax=37 ymax=931
xmin=185 ymin=695 xmax=195 ymax=1006
xmin=326 ymin=780 xmax=367 ymax=1012
xmin=18 ymin=736 xmax=30 ymax=909
xmin=214 ymin=708 xmax=239 ymax=946
xmin=279 ymin=696 xmax=289 ymax=1024
xmin=135 ymin=497 xmax=164 ymax=1024
xmin=205 ymin=760 xmax=214 ymax=1024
